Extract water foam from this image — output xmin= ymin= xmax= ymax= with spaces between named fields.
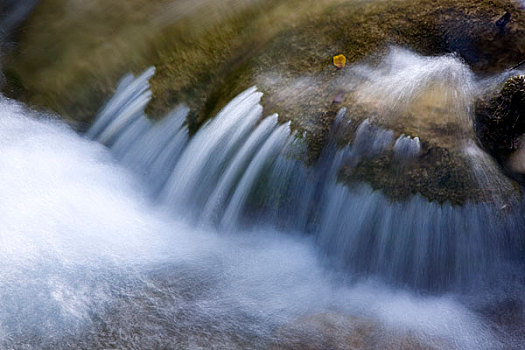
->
xmin=90 ymin=66 xmax=525 ymax=291
xmin=0 ymin=92 xmax=502 ymax=348
xmin=2 ymin=47 xmax=524 ymax=347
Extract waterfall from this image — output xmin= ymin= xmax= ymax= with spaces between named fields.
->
xmin=393 ymin=134 xmax=421 ymax=160
xmin=0 ymin=95 xmax=498 ymax=349
xmin=88 ymin=61 xmax=525 ymax=291
xmin=1 ymin=52 xmax=523 ymax=348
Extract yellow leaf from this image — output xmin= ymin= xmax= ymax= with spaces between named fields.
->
xmin=333 ymin=54 xmax=346 ymax=69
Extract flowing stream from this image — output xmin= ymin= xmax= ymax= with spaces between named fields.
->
xmin=1 ymin=50 xmax=525 ymax=348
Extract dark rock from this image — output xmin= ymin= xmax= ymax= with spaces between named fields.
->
xmin=0 ymin=0 xmax=39 ymax=40
xmin=496 ymin=12 xmax=512 ymax=34
xmin=475 ymin=75 xmax=525 ymax=159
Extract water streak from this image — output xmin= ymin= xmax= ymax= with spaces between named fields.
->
xmin=0 ymin=96 xmax=500 ymax=349
xmin=89 ymin=62 xmax=525 ymax=291
xmin=393 ymin=134 xmax=421 ymax=160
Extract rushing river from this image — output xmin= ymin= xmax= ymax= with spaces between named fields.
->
xmin=0 ymin=47 xmax=524 ymax=348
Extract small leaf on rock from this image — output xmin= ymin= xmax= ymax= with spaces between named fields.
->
xmin=333 ymin=54 xmax=346 ymax=69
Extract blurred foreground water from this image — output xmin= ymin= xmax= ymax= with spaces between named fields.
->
xmin=0 ymin=47 xmax=524 ymax=348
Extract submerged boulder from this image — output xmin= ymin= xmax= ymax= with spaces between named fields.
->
xmin=272 ymin=312 xmax=453 ymax=350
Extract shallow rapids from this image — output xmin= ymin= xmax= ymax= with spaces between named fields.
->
xmin=0 ymin=48 xmax=524 ymax=348
xmin=0 ymin=96 xmax=505 ymax=349
xmin=88 ymin=51 xmax=525 ymax=291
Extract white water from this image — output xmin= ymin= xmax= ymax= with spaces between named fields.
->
xmin=393 ymin=134 xmax=421 ymax=160
xmin=0 ymin=96 xmax=501 ymax=349
xmin=349 ymin=47 xmax=475 ymax=126
xmin=90 ymin=60 xmax=525 ymax=291
xmin=1 ymin=49 xmax=525 ymax=348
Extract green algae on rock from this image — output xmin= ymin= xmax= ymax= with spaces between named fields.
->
xmin=4 ymin=0 xmax=525 ymax=204
xmin=6 ymin=0 xmax=525 ymax=126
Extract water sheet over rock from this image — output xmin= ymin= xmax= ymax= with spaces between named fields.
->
xmin=88 ymin=66 xmax=525 ymax=291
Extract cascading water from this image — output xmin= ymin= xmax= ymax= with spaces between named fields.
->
xmin=89 ymin=51 xmax=525 ymax=291
xmin=393 ymin=135 xmax=421 ymax=160
xmin=1 ymin=48 xmax=525 ymax=348
xmin=0 ymin=94 xmax=500 ymax=349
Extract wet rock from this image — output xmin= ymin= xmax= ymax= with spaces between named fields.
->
xmin=344 ymin=145 xmax=485 ymax=205
xmin=475 ymin=75 xmax=525 ymax=157
xmin=5 ymin=0 xmax=525 ymax=126
xmin=272 ymin=312 xmax=448 ymax=350
xmin=5 ymin=0 xmax=525 ymax=204
xmin=508 ymin=137 xmax=525 ymax=174
xmin=496 ymin=12 xmax=512 ymax=34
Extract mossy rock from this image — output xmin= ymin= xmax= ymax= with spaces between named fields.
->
xmin=6 ymin=0 xmax=525 ymax=126
xmin=4 ymin=0 xmax=525 ymax=203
